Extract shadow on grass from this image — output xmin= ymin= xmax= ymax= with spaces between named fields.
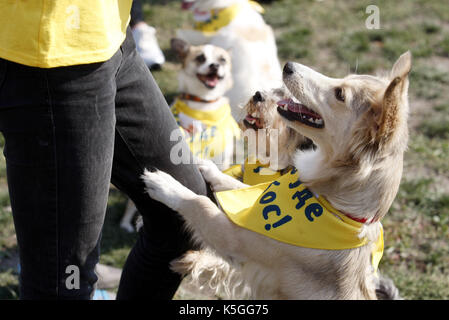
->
xmin=0 ymin=273 xmax=19 ymax=300
xmin=0 ymin=246 xmax=20 ymax=300
xmin=100 ymin=188 xmax=138 ymax=267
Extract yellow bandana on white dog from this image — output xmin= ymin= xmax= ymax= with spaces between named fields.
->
xmin=194 ymin=1 xmax=265 ymax=34
xmin=171 ymin=99 xmax=241 ymax=159
xmin=216 ymin=168 xmax=384 ymax=272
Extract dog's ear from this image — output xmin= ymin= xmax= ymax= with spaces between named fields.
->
xmin=375 ymin=51 xmax=412 ymax=143
xmin=170 ymin=38 xmax=190 ymax=61
xmin=390 ymin=51 xmax=412 ymax=80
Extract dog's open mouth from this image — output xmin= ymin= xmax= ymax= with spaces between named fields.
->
xmin=181 ymin=0 xmax=194 ymax=10
xmin=243 ymin=113 xmax=264 ymax=130
xmin=197 ymin=73 xmax=223 ymax=89
xmin=277 ymin=99 xmax=324 ymax=128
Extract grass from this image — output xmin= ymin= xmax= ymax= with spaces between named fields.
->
xmin=1 ymin=0 xmax=449 ymax=300
xmin=382 ymin=177 xmax=449 ymax=299
xmin=276 ymin=28 xmax=312 ymax=60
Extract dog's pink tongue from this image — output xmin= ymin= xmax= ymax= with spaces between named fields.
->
xmin=245 ymin=114 xmax=256 ymax=121
xmin=206 ymin=77 xmax=219 ymax=87
xmin=181 ymin=0 xmax=194 ymax=10
xmin=277 ymin=99 xmax=290 ymax=106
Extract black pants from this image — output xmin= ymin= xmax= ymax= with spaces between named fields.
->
xmin=130 ymin=0 xmax=145 ymax=27
xmin=0 ymin=29 xmax=206 ymax=299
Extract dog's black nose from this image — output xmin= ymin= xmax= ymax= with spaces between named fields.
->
xmin=283 ymin=62 xmax=295 ymax=76
xmin=253 ymin=91 xmax=265 ymax=103
xmin=209 ymin=63 xmax=219 ymax=71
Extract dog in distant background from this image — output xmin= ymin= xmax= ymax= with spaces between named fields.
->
xmin=120 ymin=38 xmax=239 ymax=232
xmin=178 ymin=0 xmax=282 ymax=120
xmin=169 ymin=38 xmax=239 ymax=169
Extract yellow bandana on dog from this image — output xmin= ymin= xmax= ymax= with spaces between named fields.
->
xmin=171 ymin=99 xmax=241 ymax=159
xmin=223 ymin=158 xmax=282 ymax=185
xmin=216 ymin=168 xmax=384 ymax=272
xmin=194 ymin=1 xmax=265 ymax=34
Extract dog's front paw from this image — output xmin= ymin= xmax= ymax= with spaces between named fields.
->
xmin=197 ymin=158 xmax=222 ymax=184
xmin=142 ymin=169 xmax=190 ymax=211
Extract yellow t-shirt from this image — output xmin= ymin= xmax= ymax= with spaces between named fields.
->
xmin=0 ymin=1 xmax=132 ymax=68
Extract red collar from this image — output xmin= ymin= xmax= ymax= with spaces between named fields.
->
xmin=178 ymin=93 xmax=220 ymax=104
xmin=343 ymin=212 xmax=379 ymax=224
xmin=345 ymin=213 xmax=368 ymax=224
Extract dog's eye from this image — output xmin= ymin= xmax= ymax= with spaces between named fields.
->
xmin=219 ymin=56 xmax=226 ymax=64
xmin=334 ymin=87 xmax=345 ymax=102
xmin=195 ymin=54 xmax=206 ymax=64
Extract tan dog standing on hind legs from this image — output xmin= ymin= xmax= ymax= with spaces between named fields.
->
xmin=143 ymin=52 xmax=411 ymax=299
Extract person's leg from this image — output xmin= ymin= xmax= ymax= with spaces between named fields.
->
xmin=130 ymin=0 xmax=165 ymax=68
xmin=130 ymin=0 xmax=145 ymax=28
xmin=0 ymin=53 xmax=121 ymax=299
xmin=114 ymin=30 xmax=208 ymax=299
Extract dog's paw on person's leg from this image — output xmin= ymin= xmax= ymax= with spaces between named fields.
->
xmin=197 ymin=158 xmax=222 ymax=184
xmin=141 ymin=169 xmax=195 ymax=211
xmin=197 ymin=158 xmax=247 ymax=192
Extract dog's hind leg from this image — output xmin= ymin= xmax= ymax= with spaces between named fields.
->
xmin=375 ymin=274 xmax=402 ymax=300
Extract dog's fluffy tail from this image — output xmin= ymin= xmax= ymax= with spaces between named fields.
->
xmin=171 ymin=249 xmax=251 ymax=299
xmin=172 ymin=249 xmax=401 ymax=300
xmin=375 ymin=274 xmax=402 ymax=300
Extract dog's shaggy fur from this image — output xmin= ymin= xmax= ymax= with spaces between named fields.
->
xmin=142 ymin=52 xmax=411 ymax=299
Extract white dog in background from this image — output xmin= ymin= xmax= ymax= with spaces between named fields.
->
xmin=178 ymin=0 xmax=282 ymax=120
xmin=169 ymin=38 xmax=239 ymax=171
